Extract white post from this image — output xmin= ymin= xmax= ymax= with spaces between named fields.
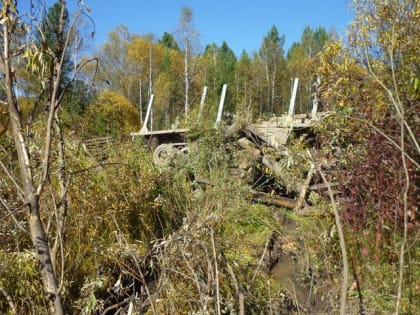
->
xmin=140 ymin=94 xmax=154 ymax=134
xmin=288 ymin=78 xmax=299 ymax=117
xmin=215 ymin=84 xmax=227 ymax=127
xmin=139 ymin=79 xmax=143 ymax=126
xmin=198 ymin=86 xmax=208 ymax=121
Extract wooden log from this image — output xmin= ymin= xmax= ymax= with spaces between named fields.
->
xmin=236 ymin=137 xmax=261 ymax=170
xmin=237 ymin=137 xmax=261 ymax=158
xmin=248 ymin=190 xmax=297 ymax=209
xmin=194 ymin=178 xmax=215 ymax=187
xmin=260 ymin=154 xmax=301 ymax=192
xmin=294 ymin=162 xmax=316 ymax=211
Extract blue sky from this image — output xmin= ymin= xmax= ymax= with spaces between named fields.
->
xmin=78 ymin=0 xmax=354 ymax=56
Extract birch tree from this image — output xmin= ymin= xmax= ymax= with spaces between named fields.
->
xmin=259 ymin=26 xmax=285 ymax=115
xmin=176 ymin=6 xmax=200 ymax=117
xmin=0 ymin=1 xmax=92 ymax=313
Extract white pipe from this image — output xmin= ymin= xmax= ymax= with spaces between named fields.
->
xmin=215 ymin=84 xmax=227 ymax=127
xmin=288 ymin=78 xmax=299 ymax=117
xmin=140 ymin=94 xmax=154 ymax=133
xmin=198 ymin=86 xmax=208 ymax=121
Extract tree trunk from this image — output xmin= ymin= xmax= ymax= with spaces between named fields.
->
xmin=5 ymin=59 xmax=63 ymax=315
xmin=29 ymin=199 xmax=63 ymax=315
xmin=271 ymin=75 xmax=275 ymax=114
xmin=51 ymin=114 xmax=68 ymax=269
xmin=2 ymin=14 xmax=63 ymax=315
xmin=184 ymin=38 xmax=189 ymax=116
xmin=148 ymin=46 xmax=153 ymax=98
xmin=265 ymin=62 xmax=270 ymax=113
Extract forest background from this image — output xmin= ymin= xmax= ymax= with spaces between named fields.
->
xmin=0 ymin=0 xmax=418 ymax=314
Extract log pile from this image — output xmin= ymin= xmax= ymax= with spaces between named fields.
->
xmin=234 ymin=118 xmax=334 ymax=212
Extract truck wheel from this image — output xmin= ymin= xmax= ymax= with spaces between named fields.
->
xmin=153 ymin=144 xmax=175 ymax=167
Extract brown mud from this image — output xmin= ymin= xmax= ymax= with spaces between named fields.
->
xmin=267 ymin=210 xmax=339 ymax=314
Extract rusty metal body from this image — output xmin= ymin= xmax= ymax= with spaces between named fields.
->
xmin=130 ymin=128 xmax=189 ymax=166
xmin=131 ymin=85 xmax=227 ymax=166
xmin=244 ymin=113 xmax=323 ymax=149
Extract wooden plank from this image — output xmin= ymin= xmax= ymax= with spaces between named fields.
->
xmin=245 ymin=125 xmax=289 ymax=148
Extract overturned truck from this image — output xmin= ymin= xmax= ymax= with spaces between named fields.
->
xmin=232 ymin=78 xmax=328 ymax=211
xmin=130 ymin=85 xmax=227 ymax=166
xmin=130 ymin=79 xmax=328 ymax=211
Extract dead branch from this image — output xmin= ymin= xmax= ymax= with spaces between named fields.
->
xmin=338 ymin=114 xmax=419 ymax=169
xmin=239 ymin=293 xmax=245 ymax=315
xmin=251 ymin=237 xmax=270 ymax=284
xmin=182 ymin=249 xmax=208 ymax=311
xmin=101 ymin=296 xmax=131 ymax=315
xmin=248 ymin=190 xmax=297 ymax=209
xmin=0 ymin=157 xmax=25 ymax=201
xmin=294 ymin=161 xmax=316 ymax=212
xmin=209 ymin=227 xmax=221 ymax=315
xmin=395 ymin=103 xmax=410 ymax=315
xmin=0 ymin=196 xmax=25 ymax=232
xmin=318 ymin=165 xmax=348 ymax=315
xmin=110 ymin=214 xmax=157 ymax=315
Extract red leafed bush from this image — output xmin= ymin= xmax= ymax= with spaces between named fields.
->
xmin=339 ymin=126 xmax=418 ymax=232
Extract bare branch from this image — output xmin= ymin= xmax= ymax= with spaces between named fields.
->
xmin=56 ymin=57 xmax=99 ymax=106
xmin=318 ymin=165 xmax=348 ymax=315
xmin=209 ymin=227 xmax=221 ymax=315
xmin=251 ymin=237 xmax=270 ymax=284
xmin=110 ymin=214 xmax=158 ymax=315
xmin=0 ymin=156 xmax=25 ymax=201
xmin=0 ymin=196 xmax=26 ymax=232
xmin=295 ymin=159 xmax=316 ymax=212
xmin=330 ymin=114 xmax=419 ymax=169
xmin=36 ymin=5 xmax=85 ymax=196
xmin=101 ymin=296 xmax=131 ymax=315
xmin=395 ymin=96 xmax=410 ymax=315
xmin=362 ymin=39 xmax=420 ymax=155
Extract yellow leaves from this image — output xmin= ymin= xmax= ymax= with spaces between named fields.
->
xmin=127 ymin=37 xmax=166 ymax=68
xmin=87 ymin=90 xmax=139 ymax=134
xmin=411 ymin=76 xmax=420 ymax=94
xmin=22 ymin=46 xmax=47 ymax=76
xmin=127 ymin=37 xmax=183 ymax=83
xmin=316 ymin=39 xmax=388 ymax=115
xmin=338 ymin=99 xmax=346 ymax=108
xmin=324 ymin=41 xmax=342 ymax=57
xmin=127 ymin=37 xmax=153 ymax=64
xmin=0 ymin=0 xmax=17 ymax=21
